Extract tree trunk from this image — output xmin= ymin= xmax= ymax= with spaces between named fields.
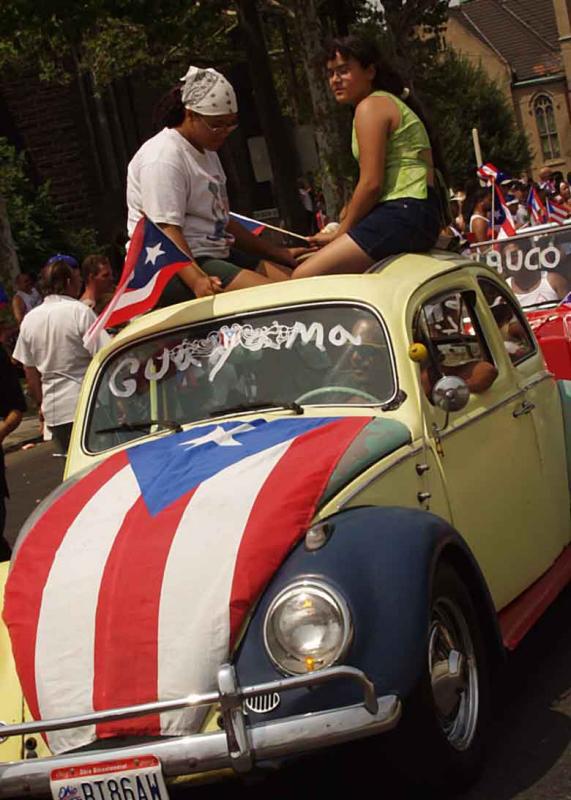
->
xmin=289 ymin=0 xmax=353 ymax=218
xmin=0 ymin=197 xmax=19 ymax=287
xmin=236 ymin=0 xmax=306 ymax=233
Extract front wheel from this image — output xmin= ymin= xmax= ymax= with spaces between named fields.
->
xmin=385 ymin=561 xmax=491 ymax=791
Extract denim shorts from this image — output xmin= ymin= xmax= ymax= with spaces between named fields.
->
xmin=348 ymin=187 xmax=441 ymax=261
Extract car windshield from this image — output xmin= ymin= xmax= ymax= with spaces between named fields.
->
xmin=85 ymin=303 xmax=395 ymax=453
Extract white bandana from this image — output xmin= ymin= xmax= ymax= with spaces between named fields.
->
xmin=180 ymin=66 xmax=238 ymax=115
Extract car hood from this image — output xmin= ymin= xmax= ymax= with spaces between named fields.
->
xmin=4 ymin=415 xmax=410 ymax=754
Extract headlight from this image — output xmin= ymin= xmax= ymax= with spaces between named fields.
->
xmin=263 ymin=579 xmax=352 ymax=675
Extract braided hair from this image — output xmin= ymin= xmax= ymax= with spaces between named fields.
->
xmin=152 ymin=86 xmax=186 ymax=131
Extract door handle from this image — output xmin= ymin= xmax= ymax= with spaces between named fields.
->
xmin=513 ymin=399 xmax=535 ymax=418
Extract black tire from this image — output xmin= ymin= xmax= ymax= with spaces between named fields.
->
xmin=383 ymin=561 xmax=491 ymax=793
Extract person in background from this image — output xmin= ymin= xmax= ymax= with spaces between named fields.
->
xmin=503 ymin=242 xmax=568 ymax=307
xmin=297 ymin=177 xmax=317 ymax=235
xmin=293 ymin=34 xmax=443 ymax=278
xmin=12 ymin=257 xmax=109 ymax=455
xmin=557 ymin=182 xmax=571 ymax=213
xmin=0 ymin=342 xmax=26 ymax=560
xmin=510 ymin=181 xmax=530 ymax=227
xmin=452 ymin=193 xmax=465 ymax=231
xmin=11 ymin=272 xmax=42 ymax=326
xmin=538 ymin=167 xmax=555 ymax=195
xmin=440 ymin=197 xmax=467 ymax=252
xmin=552 ymin=171 xmax=564 ymax=193
xmin=80 ymin=254 xmax=115 ymax=315
xmin=464 ymin=187 xmax=491 ymax=243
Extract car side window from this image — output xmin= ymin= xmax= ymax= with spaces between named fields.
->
xmin=478 ymin=278 xmax=536 ymax=365
xmin=413 ymin=290 xmax=498 ymax=400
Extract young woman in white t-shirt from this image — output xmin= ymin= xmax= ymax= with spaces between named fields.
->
xmin=127 ymin=67 xmax=305 ymax=305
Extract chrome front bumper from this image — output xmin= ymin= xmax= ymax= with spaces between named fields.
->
xmin=0 ymin=664 xmax=401 ymax=798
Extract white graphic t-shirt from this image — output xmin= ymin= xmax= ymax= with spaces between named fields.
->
xmin=126 ymin=127 xmax=233 ymax=258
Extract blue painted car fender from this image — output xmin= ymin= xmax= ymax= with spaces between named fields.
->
xmin=234 ymin=505 xmax=502 ymax=721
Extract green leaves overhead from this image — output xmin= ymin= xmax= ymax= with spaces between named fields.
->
xmin=0 ymin=0 xmax=239 ymax=87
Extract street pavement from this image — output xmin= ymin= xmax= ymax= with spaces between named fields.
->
xmin=4 ymin=440 xmax=64 ymax=545
xmin=2 ymin=442 xmax=570 ymax=799
xmin=3 ymin=414 xmax=44 ymax=454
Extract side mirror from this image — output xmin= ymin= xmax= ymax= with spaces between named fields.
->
xmin=432 ymin=375 xmax=470 ymax=414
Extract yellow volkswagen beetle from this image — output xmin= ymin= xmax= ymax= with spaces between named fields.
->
xmin=0 ymin=252 xmax=569 ymax=799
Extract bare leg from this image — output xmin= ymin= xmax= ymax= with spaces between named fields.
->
xmin=256 ymin=260 xmax=292 ymax=281
xmin=292 ymin=235 xmax=373 ymax=278
xmin=225 ymin=269 xmax=273 ymax=291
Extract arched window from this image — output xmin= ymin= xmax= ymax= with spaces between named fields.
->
xmin=533 ymin=94 xmax=560 ymax=160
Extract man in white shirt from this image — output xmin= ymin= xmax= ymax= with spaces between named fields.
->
xmin=13 ymin=256 xmax=110 ymax=454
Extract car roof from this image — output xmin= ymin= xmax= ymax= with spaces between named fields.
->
xmin=105 ymin=250 xmax=492 ymax=351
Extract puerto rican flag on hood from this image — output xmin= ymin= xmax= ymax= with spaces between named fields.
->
xmin=4 ymin=416 xmax=370 ymax=755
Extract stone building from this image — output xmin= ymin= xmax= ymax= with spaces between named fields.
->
xmin=446 ymin=0 xmax=571 ymax=179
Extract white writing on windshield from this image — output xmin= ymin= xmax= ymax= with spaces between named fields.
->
xmin=108 ymin=320 xmax=363 ymax=398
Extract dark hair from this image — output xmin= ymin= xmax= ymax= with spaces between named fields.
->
xmin=463 ymin=187 xmax=490 ymax=224
xmin=324 ymin=35 xmax=448 ymax=181
xmin=41 ymin=259 xmax=77 ymax=296
xmin=152 ymin=86 xmax=186 ymax=131
xmin=82 ymin=254 xmax=110 ymax=282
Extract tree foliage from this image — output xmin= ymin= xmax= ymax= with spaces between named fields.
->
xmin=0 ymin=0 xmax=239 ymax=89
xmin=417 ymin=50 xmax=531 ymax=188
xmin=0 ymin=138 xmax=98 ymax=278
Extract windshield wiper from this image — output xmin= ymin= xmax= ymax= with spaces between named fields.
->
xmin=96 ymin=419 xmax=183 ymax=435
xmin=209 ymin=401 xmax=304 ymax=417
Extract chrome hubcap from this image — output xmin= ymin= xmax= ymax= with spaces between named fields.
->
xmin=428 ymin=597 xmax=479 ymax=750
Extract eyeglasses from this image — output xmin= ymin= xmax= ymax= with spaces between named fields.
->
xmin=196 ymin=114 xmax=239 ymax=134
xmin=326 ymin=64 xmax=352 ymax=80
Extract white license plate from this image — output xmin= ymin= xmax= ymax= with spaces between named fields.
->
xmin=50 ymin=754 xmax=170 ymax=800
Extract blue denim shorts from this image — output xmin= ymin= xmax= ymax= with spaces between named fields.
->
xmin=348 ymin=187 xmax=441 ymax=261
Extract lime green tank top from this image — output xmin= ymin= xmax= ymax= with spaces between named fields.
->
xmin=351 ymin=90 xmax=431 ymax=203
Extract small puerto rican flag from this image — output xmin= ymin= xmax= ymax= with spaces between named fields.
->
xmin=84 ymin=216 xmax=191 ymax=347
xmin=546 ymin=197 xmax=569 ymax=225
xmin=494 ymin=184 xmax=517 ymax=239
xmin=229 ymin=211 xmax=267 ymax=236
xmin=476 ymin=162 xmax=510 ymax=185
xmin=527 ymin=186 xmax=547 ymax=225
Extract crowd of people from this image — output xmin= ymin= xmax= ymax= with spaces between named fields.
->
xmin=0 ymin=254 xmax=113 ymax=555
xmin=447 ymin=167 xmax=571 ymax=246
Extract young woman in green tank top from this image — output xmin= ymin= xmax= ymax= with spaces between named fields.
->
xmin=293 ymin=35 xmax=444 ymax=279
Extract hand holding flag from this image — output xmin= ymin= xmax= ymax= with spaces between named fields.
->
xmin=84 ymin=217 xmax=200 ymax=347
